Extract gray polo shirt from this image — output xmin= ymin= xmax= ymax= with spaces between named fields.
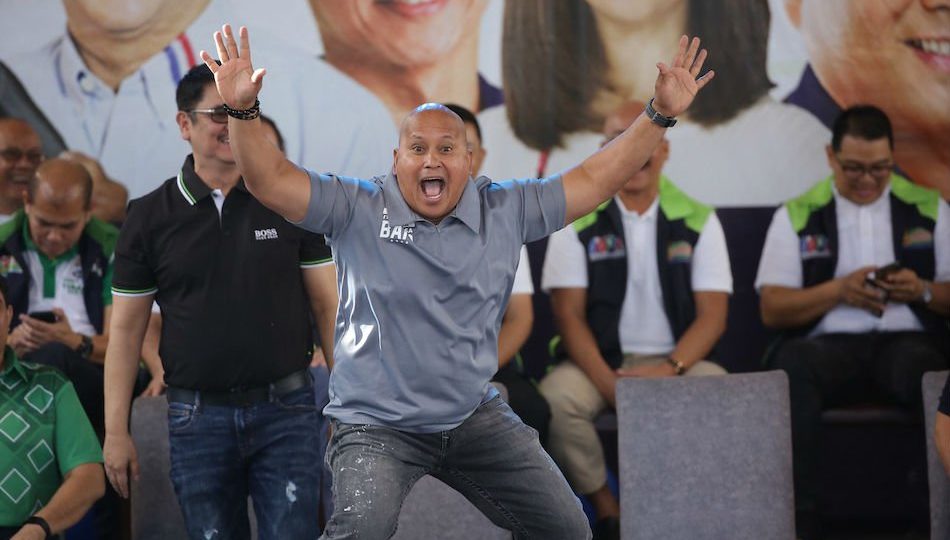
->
xmin=300 ymin=170 xmax=565 ymax=432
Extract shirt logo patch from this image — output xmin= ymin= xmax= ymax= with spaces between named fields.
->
xmin=800 ymin=234 xmax=831 ymax=260
xmin=254 ymin=228 xmax=279 ymax=241
xmin=667 ymin=241 xmax=693 ymax=264
xmin=379 ymin=208 xmax=414 ymax=244
xmin=0 ymin=255 xmax=22 ymax=276
xmin=902 ymin=227 xmax=933 ymax=250
xmin=587 ymin=234 xmax=625 ymax=262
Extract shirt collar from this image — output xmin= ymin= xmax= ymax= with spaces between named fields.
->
xmin=832 ymin=182 xmax=892 ymax=212
xmin=0 ymin=346 xmax=27 ymax=383
xmin=614 ymin=193 xmax=659 ymax=221
xmin=177 ymin=154 xmax=248 ymax=206
xmin=382 ymin=173 xmax=482 ymax=233
xmin=56 ymin=32 xmax=109 ymax=103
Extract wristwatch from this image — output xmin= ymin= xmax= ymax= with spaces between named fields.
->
xmin=666 ymin=356 xmax=686 ymax=376
xmin=645 ymin=98 xmax=677 ymax=128
xmin=24 ymin=515 xmax=51 ymax=539
xmin=920 ymin=280 xmax=933 ymax=304
xmin=75 ymin=334 xmax=93 ymax=359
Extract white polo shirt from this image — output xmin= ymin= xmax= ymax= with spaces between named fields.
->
xmin=754 ymin=185 xmax=950 ymax=335
xmin=542 ymin=195 xmax=732 ymax=355
xmin=23 ymin=240 xmax=102 ymax=337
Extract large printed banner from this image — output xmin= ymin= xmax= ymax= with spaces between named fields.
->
xmin=1 ymin=0 xmax=947 ymax=206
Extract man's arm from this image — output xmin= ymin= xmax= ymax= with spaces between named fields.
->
xmin=669 ymin=291 xmax=728 ymax=368
xmin=303 ymin=264 xmax=338 ymax=370
xmin=938 ymin=412 xmax=950 ymax=477
xmin=760 ymin=265 xmax=885 ymax=329
xmin=498 ymin=294 xmax=533 ymax=369
xmin=102 ymin=294 xmax=153 ymax=499
xmin=201 ymin=25 xmax=311 ymax=221
xmin=561 ymin=36 xmax=713 ymax=224
xmin=551 ymin=287 xmax=619 ymax=407
xmin=14 ymin=463 xmax=104 ymax=539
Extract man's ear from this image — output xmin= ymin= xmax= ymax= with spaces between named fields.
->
xmin=786 ymin=0 xmax=802 ymax=29
xmin=176 ymin=111 xmax=192 ymax=141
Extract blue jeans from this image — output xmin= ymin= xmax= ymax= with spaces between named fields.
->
xmin=167 ymin=384 xmax=322 ymax=540
xmin=321 ymin=396 xmax=591 ymax=539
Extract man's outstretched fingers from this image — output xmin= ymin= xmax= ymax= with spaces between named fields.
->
xmin=690 ymin=49 xmax=708 ymax=78
xmin=239 ymin=26 xmax=253 ymax=65
xmin=213 ymin=31 xmax=230 ymax=63
xmin=199 ymin=50 xmax=219 ymax=73
xmin=672 ymin=35 xmax=688 ymax=69
xmin=222 ymin=24 xmax=240 ymax=60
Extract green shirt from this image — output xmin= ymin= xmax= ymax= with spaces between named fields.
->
xmin=0 ymin=347 xmax=102 ymax=526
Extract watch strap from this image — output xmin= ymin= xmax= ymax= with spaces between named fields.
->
xmin=646 ymin=98 xmax=677 ymax=128
xmin=25 ymin=516 xmax=51 ymax=539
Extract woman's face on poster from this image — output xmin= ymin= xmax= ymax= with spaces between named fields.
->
xmin=310 ymin=0 xmax=489 ymax=67
xmin=792 ymin=0 xmax=950 ymax=130
xmin=583 ymin=0 xmax=685 ymax=27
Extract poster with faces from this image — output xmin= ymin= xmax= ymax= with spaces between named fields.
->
xmin=0 ymin=0 xmax=945 ymax=205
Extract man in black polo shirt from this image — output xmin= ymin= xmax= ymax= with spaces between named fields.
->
xmin=100 ymin=64 xmax=336 ymax=539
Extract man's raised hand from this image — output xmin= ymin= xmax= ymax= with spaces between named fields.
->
xmin=653 ymin=35 xmax=715 ymax=119
xmin=200 ymin=24 xmax=265 ymax=110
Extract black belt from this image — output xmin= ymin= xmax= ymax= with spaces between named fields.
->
xmin=166 ymin=369 xmax=312 ymax=407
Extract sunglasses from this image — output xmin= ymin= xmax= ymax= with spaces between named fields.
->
xmin=187 ymin=106 xmax=229 ymax=124
xmin=0 ymin=148 xmax=43 ymax=165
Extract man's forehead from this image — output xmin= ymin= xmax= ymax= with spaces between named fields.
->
xmin=0 ymin=120 xmax=40 ymax=146
xmin=400 ymin=111 xmax=466 ymax=144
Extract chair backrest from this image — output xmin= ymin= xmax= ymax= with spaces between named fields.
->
xmin=130 ymin=397 xmax=258 ymax=540
xmin=922 ymin=370 xmax=950 ymax=540
xmin=616 ymin=371 xmax=795 ymax=540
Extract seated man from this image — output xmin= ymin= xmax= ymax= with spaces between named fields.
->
xmin=0 ymin=159 xmax=117 ymax=436
xmin=0 ymin=119 xmax=43 ymax=223
xmin=539 ymin=100 xmax=732 ymax=538
xmin=755 ymin=105 xmax=950 ymax=540
xmin=0 ymin=275 xmax=105 ymax=540
xmin=445 ymin=103 xmax=551 ymax=444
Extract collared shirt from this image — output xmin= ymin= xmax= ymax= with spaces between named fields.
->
xmin=755 ymin=185 xmax=950 ymax=335
xmin=22 ymin=221 xmax=111 ymax=336
xmin=300 ymin=170 xmax=565 ymax=432
xmin=0 ymin=347 xmax=102 ymax=526
xmin=0 ymin=0 xmax=396 ymax=198
xmin=111 ymin=155 xmax=332 ymax=390
xmin=542 ymin=195 xmax=732 ymax=355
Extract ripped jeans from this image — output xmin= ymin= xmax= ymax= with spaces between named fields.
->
xmin=168 ymin=384 xmax=322 ymax=540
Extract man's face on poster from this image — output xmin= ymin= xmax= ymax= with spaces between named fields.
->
xmin=789 ymin=0 xmax=950 ymax=134
xmin=64 ymin=0 xmax=166 ymax=32
xmin=310 ymin=0 xmax=489 ymax=68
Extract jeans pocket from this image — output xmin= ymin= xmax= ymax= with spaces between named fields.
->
xmin=167 ymin=402 xmax=197 ymax=433
xmin=275 ymin=385 xmax=318 ymax=412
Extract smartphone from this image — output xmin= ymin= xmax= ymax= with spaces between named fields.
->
xmin=28 ymin=310 xmax=58 ymax=323
xmin=874 ymin=262 xmax=903 ymax=282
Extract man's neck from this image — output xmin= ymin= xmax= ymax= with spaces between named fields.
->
xmin=194 ymin=158 xmax=241 ymax=195
xmin=322 ymin=35 xmax=481 ymax=126
xmin=617 ymin=187 xmax=659 ymax=215
xmin=65 ymin=0 xmax=209 ymax=92
xmin=589 ymin=4 xmax=687 ymax=120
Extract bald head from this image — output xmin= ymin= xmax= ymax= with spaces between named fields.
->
xmin=602 ymin=100 xmax=648 ymax=144
xmin=398 ymin=103 xmax=467 ymax=147
xmin=0 ymin=118 xmax=40 ymax=143
xmin=28 ymin=159 xmax=94 ymax=210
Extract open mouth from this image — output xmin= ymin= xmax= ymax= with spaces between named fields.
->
xmin=420 ymin=176 xmax=446 ymax=200
xmin=376 ymin=0 xmax=447 ymax=17
xmin=218 ymin=134 xmax=230 ymax=145
xmin=905 ymin=38 xmax=950 ymax=72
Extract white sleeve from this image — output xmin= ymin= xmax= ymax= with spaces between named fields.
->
xmin=541 ymin=225 xmax=588 ymax=292
xmin=691 ymin=212 xmax=733 ymax=293
xmin=935 ymin=199 xmax=950 ymax=282
xmin=754 ymin=206 xmax=804 ymax=291
xmin=511 ymin=246 xmax=534 ymax=295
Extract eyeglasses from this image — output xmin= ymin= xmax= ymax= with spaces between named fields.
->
xmin=187 ymin=106 xmax=229 ymax=124
xmin=835 ymin=157 xmax=893 ymax=180
xmin=0 ymin=148 xmax=43 ymax=165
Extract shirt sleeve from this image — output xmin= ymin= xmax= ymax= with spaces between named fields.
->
xmin=54 ymin=382 xmax=103 ymax=476
xmin=511 ymin=175 xmax=567 ymax=243
xmin=934 ymin=199 xmax=950 ymax=282
xmin=299 ymin=232 xmax=333 ymax=269
xmin=511 ymin=246 xmax=534 ymax=295
xmin=541 ymin=224 xmax=588 ymax=292
xmin=691 ymin=212 xmax=733 ymax=293
xmin=754 ymin=206 xmax=803 ymax=291
xmin=297 ymin=169 xmax=366 ymax=237
xmin=111 ymin=199 xmax=157 ymax=297
xmin=940 ymin=372 xmax=950 ymax=416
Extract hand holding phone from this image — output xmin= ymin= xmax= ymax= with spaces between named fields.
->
xmin=27 ymin=310 xmax=58 ymax=324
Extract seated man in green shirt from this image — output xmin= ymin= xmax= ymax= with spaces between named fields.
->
xmin=0 ymin=274 xmax=104 ymax=540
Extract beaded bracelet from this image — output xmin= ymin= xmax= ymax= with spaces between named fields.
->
xmin=223 ymin=99 xmax=261 ymax=121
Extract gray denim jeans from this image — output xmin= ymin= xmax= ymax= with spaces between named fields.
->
xmin=321 ymin=395 xmax=591 ymax=539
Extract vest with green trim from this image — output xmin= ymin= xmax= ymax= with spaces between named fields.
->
xmin=559 ymin=178 xmax=713 ymax=369
xmin=786 ymin=175 xmax=946 ymax=337
xmin=0 ymin=210 xmax=117 ymax=334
